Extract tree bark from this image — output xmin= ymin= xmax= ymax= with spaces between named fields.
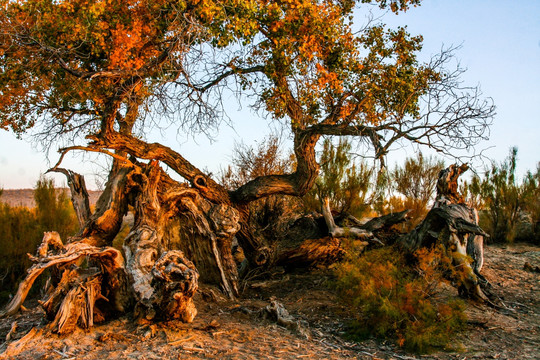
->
xmin=123 ymin=162 xmax=239 ymax=323
xmin=77 ymin=163 xmax=137 ymax=247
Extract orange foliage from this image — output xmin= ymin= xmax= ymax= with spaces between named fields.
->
xmin=1 ymin=0 xmax=432 ymax=138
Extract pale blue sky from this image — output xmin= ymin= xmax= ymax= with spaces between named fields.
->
xmin=1 ymin=0 xmax=539 ymax=189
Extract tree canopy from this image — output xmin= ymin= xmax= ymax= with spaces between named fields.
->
xmin=1 ymin=0 xmax=493 ymax=204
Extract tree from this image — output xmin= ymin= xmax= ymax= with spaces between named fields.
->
xmin=0 ymin=0 xmax=494 ymax=331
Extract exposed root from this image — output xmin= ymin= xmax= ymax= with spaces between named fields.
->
xmin=1 ymin=232 xmax=126 ymax=334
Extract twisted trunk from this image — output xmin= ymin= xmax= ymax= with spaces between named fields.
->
xmin=1 ymin=159 xmax=242 ymax=332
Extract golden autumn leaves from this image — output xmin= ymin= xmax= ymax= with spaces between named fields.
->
xmin=1 ymin=0 xmax=433 ymax=137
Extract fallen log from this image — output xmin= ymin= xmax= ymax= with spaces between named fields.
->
xmin=275 ymin=198 xmax=409 ymax=268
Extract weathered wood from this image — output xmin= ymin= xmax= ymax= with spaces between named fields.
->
xmin=400 ymin=164 xmax=490 ymax=301
xmin=49 ymin=274 xmax=103 ymax=334
xmin=146 ymin=251 xmax=199 ymax=322
xmin=123 ymin=164 xmax=200 ymax=321
xmin=78 ymin=164 xmax=138 ymax=247
xmin=123 ymin=162 xmax=241 ymax=323
xmin=46 ymin=168 xmax=91 ymax=227
xmin=233 ymin=204 xmax=271 ymax=270
xmin=360 ymin=209 xmax=410 ymax=232
xmin=169 ymin=196 xmax=240 ymax=298
xmin=399 ymin=205 xmax=488 ymax=252
xmin=260 ymin=298 xmax=308 ymax=337
xmin=1 ymin=232 xmax=126 ymax=328
xmin=229 ymin=133 xmax=321 ymax=269
xmin=434 ymin=163 xmax=469 ymax=206
xmin=1 ymin=328 xmax=43 ymax=359
xmin=277 ymin=236 xmax=346 ymax=268
xmin=322 ymin=198 xmax=373 ymax=239
xmin=467 ymin=208 xmax=484 ymax=274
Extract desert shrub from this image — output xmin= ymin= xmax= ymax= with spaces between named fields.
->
xmin=465 ymin=148 xmax=538 ymax=243
xmin=34 ymin=176 xmax=79 ymax=239
xmin=390 ymin=152 xmax=445 ymax=230
xmin=0 ymin=202 xmax=42 ymax=304
xmin=303 ymin=138 xmax=380 ymax=218
xmin=333 ymin=246 xmax=467 ymax=353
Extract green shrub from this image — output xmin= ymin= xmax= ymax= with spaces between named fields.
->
xmin=303 ymin=138 xmax=379 ymax=218
xmin=333 ymin=246 xmax=467 ymax=353
xmin=34 ymin=176 xmax=79 ymax=239
xmin=391 ymin=152 xmax=445 ymax=230
xmin=0 ymin=202 xmax=42 ymax=304
xmin=465 ymin=148 xmax=538 ymax=243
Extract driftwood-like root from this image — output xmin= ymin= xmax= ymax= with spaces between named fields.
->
xmin=1 ymin=232 xmax=128 ymax=334
xmin=277 ymin=237 xmax=346 ymax=268
xmin=48 ymin=274 xmax=103 ymax=334
xmin=124 ymin=226 xmax=200 ymax=322
xmin=400 ymin=164 xmax=490 ymax=302
xmin=148 ymin=251 xmax=199 ymax=322
xmin=322 ymin=198 xmax=373 ymax=240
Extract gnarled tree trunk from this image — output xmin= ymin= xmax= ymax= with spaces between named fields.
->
xmin=123 ymin=162 xmax=240 ymax=322
xmin=1 ymin=160 xmax=242 ymax=333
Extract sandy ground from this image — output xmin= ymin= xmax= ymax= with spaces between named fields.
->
xmin=0 ymin=243 xmax=538 ymax=360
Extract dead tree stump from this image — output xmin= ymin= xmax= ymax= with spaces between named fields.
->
xmin=400 ymin=164 xmax=490 ymax=301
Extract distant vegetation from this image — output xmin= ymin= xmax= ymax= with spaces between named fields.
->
xmin=464 ymin=147 xmax=539 ymax=244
